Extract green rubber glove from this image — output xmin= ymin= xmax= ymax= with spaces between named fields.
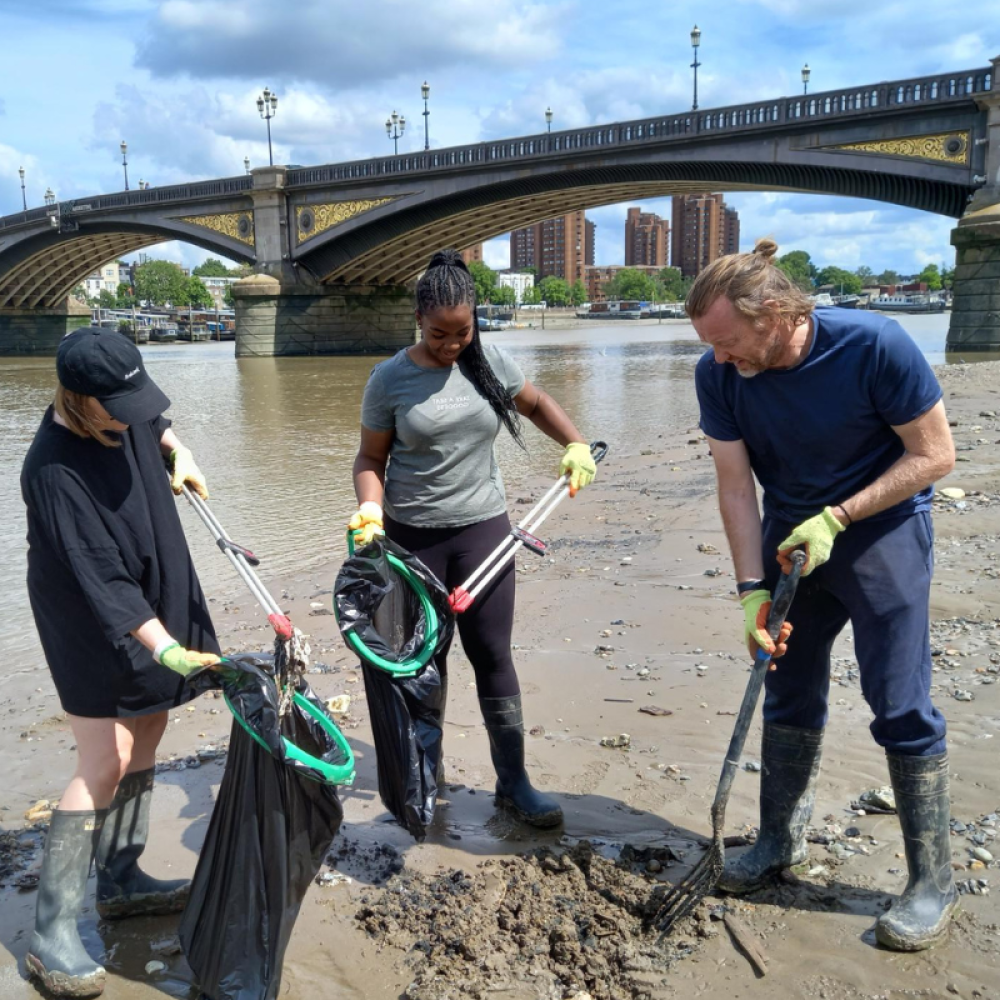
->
xmin=740 ymin=589 xmax=793 ymax=660
xmin=777 ymin=507 xmax=845 ymax=576
xmin=157 ymin=641 xmax=220 ymax=677
xmin=559 ymin=442 xmax=596 ymax=497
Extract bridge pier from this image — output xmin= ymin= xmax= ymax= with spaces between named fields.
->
xmin=0 ymin=300 xmax=92 ymax=354
xmin=233 ymin=274 xmax=416 ymax=357
xmin=948 ymin=206 xmax=1000 ymax=353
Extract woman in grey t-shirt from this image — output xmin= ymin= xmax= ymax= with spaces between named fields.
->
xmin=351 ymin=249 xmax=596 ymax=827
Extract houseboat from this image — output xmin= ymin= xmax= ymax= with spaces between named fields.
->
xmin=872 ymin=294 xmax=946 ymax=314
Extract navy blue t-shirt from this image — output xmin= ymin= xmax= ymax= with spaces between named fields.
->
xmin=696 ymin=307 xmax=942 ymax=523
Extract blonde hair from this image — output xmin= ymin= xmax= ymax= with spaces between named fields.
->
xmin=54 ymin=385 xmax=121 ymax=448
xmin=685 ymin=237 xmax=815 ymax=325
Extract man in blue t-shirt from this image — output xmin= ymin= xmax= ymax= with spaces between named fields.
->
xmin=687 ymin=239 xmax=956 ymax=953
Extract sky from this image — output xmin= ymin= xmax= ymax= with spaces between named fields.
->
xmin=0 ymin=0 xmax=996 ymax=277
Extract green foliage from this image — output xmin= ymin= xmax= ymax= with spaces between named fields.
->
xmin=134 ymin=260 xmax=187 ymax=306
xmin=570 ymin=279 xmax=587 ymax=307
xmin=468 ymin=261 xmax=497 ymax=303
xmin=854 ymin=265 xmax=874 ymax=283
xmin=656 ymin=267 xmax=689 ymax=302
xmin=877 ymin=269 xmax=900 ymax=286
xmin=521 ymin=285 xmax=543 ymax=305
xmin=115 ymin=282 xmax=135 ymax=309
xmin=71 ymin=284 xmax=87 ymax=302
xmin=117 ymin=320 xmax=132 ymax=335
xmin=605 ymin=268 xmax=657 ymax=302
xmin=816 ymin=266 xmax=862 ymax=296
xmin=492 ymin=285 xmax=517 ymax=307
xmin=774 ymin=251 xmax=817 ymax=291
xmin=224 ymin=282 xmax=236 ymax=308
xmin=941 ymin=265 xmax=955 ymax=290
xmin=185 ymin=276 xmax=213 ymax=309
xmin=537 ymin=276 xmax=571 ymax=307
xmin=193 ymin=257 xmax=238 ymax=277
xmin=917 ymin=263 xmax=943 ymax=291
xmin=97 ymin=289 xmax=117 ymax=309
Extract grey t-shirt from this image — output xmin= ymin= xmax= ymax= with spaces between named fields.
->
xmin=361 ymin=344 xmax=526 ymax=528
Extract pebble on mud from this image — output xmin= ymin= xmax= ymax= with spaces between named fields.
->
xmin=599 ymin=733 xmax=631 ymax=749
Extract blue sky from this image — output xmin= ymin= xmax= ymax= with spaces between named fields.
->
xmin=0 ymin=0 xmax=995 ymax=276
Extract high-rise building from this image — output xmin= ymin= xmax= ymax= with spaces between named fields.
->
xmin=509 ymin=212 xmax=595 ymax=284
xmin=624 ymin=207 xmax=669 ymax=268
xmin=671 ymin=194 xmax=741 ymax=277
xmin=460 ymin=244 xmax=483 ymax=265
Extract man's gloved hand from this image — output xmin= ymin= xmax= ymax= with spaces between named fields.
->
xmin=169 ymin=446 xmax=209 ymax=500
xmin=348 ymin=501 xmax=384 ymax=547
xmin=156 ymin=641 xmax=220 ymax=677
xmin=741 ymin=588 xmax=793 ymax=661
xmin=777 ymin=507 xmax=845 ymax=576
xmin=559 ymin=442 xmax=597 ymax=497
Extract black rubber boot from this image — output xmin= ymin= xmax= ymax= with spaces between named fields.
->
xmin=479 ymin=695 xmax=562 ymax=828
xmin=875 ymin=752 xmax=958 ymax=951
xmin=436 ymin=675 xmax=448 ymax=787
xmin=26 ymin=809 xmax=108 ymax=998
xmin=718 ymin=723 xmax=823 ymax=894
xmin=95 ymin=769 xmax=189 ymax=919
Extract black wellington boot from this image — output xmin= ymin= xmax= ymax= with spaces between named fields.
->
xmin=718 ymin=723 xmax=824 ymax=894
xmin=875 ymin=752 xmax=958 ymax=951
xmin=479 ymin=695 xmax=562 ymax=828
xmin=95 ymin=769 xmax=189 ymax=919
xmin=26 ymin=809 xmax=108 ymax=998
xmin=436 ymin=675 xmax=448 ymax=787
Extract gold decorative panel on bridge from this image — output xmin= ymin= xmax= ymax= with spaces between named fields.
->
xmin=295 ymin=199 xmax=398 ymax=245
xmin=174 ymin=211 xmax=255 ymax=247
xmin=826 ymin=132 xmax=969 ymax=165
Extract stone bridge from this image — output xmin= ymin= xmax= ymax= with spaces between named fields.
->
xmin=1 ymin=57 xmax=998 ymax=355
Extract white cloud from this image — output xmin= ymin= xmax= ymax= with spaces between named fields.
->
xmin=483 ymin=237 xmax=510 ymax=270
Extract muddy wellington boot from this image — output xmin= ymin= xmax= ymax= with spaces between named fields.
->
xmin=95 ymin=769 xmax=189 ymax=919
xmin=718 ymin=723 xmax=823 ymax=894
xmin=26 ymin=808 xmax=108 ymax=998
xmin=479 ymin=695 xmax=562 ymax=828
xmin=875 ymin=752 xmax=958 ymax=951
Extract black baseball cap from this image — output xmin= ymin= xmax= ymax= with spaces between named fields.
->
xmin=56 ymin=328 xmax=170 ymax=424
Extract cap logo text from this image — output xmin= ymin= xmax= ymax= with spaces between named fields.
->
xmin=124 ymin=367 xmax=140 ymax=380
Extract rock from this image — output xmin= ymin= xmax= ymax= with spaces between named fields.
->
xmin=744 ymin=760 xmax=762 ymax=772
xmin=857 ymin=787 xmax=896 ymax=813
xmin=939 ymin=487 xmax=966 ymax=500
xmin=599 ymin=733 xmax=631 ymax=749
xmin=639 ymin=706 xmax=673 ymax=717
xmin=971 ymin=847 xmax=994 ymax=864
xmin=697 ymin=543 xmax=719 ymax=554
xmin=529 ymin=725 xmax=545 ymax=737
xmin=953 ymin=689 xmax=974 ymax=702
xmin=144 ymin=961 xmax=166 ymax=975
xmin=325 ymin=695 xmax=351 ymax=716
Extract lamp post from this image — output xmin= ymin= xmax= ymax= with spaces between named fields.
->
xmin=421 ymin=81 xmax=430 ymax=150
xmin=138 ymin=178 xmax=144 ymax=191
xmin=545 ymin=107 xmax=553 ymax=133
xmin=256 ymin=87 xmax=278 ymax=166
xmin=244 ymin=156 xmax=251 ymax=175
xmin=120 ymin=140 xmax=129 ymax=191
xmin=802 ymin=63 xmax=811 ymax=95
xmin=44 ymin=188 xmax=56 ymax=206
xmin=385 ymin=110 xmax=406 ymax=155
xmin=690 ymin=25 xmax=701 ymax=111
xmin=18 ymin=166 xmax=27 ymax=210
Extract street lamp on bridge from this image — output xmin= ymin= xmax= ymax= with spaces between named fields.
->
xmin=386 ymin=110 xmax=406 ymax=155
xmin=18 ymin=166 xmax=26 ymax=211
xmin=44 ymin=188 xmax=55 ymax=206
xmin=545 ymin=107 xmax=553 ymax=133
xmin=421 ymin=81 xmax=430 ymax=150
xmin=257 ymin=87 xmax=279 ymax=166
xmin=244 ymin=156 xmax=251 ymax=175
xmin=802 ymin=63 xmax=811 ymax=95
xmin=120 ymin=140 xmax=129 ymax=191
xmin=690 ymin=25 xmax=701 ymax=111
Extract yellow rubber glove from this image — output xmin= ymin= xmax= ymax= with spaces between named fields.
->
xmin=741 ymin=589 xmax=793 ymax=660
xmin=157 ymin=641 xmax=220 ymax=677
xmin=777 ymin=507 xmax=845 ymax=576
xmin=559 ymin=442 xmax=597 ymax=497
xmin=348 ymin=501 xmax=384 ymax=547
xmin=169 ymin=446 xmax=209 ymax=500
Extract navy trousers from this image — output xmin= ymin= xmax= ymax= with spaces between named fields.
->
xmin=760 ymin=510 xmax=946 ymax=757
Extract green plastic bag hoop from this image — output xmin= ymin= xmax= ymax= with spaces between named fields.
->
xmin=337 ymin=532 xmax=440 ymax=678
xmin=223 ymin=689 xmax=356 ymax=787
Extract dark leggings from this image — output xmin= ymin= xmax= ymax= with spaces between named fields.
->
xmin=385 ymin=512 xmax=520 ymax=699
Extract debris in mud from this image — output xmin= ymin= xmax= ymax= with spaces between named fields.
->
xmin=638 ymin=706 xmax=672 ymax=717
xmin=327 ymin=836 xmax=404 ymax=885
xmin=355 ymin=843 xmax=701 ymax=1000
xmin=852 ymin=787 xmax=896 ymax=814
xmin=600 ymin=733 xmax=632 ymax=749
xmin=957 ymin=878 xmax=990 ymax=896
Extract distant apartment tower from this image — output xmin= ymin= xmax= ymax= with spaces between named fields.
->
xmin=510 ymin=212 xmax=595 ymax=284
xmin=671 ymin=194 xmax=741 ymax=277
xmin=460 ymin=244 xmax=483 ymax=265
xmin=624 ymin=207 xmax=669 ymax=268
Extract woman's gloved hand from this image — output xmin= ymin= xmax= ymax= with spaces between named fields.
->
xmin=169 ymin=446 xmax=209 ymax=500
xmin=741 ymin=588 xmax=793 ymax=662
xmin=777 ymin=507 xmax=845 ymax=576
xmin=348 ymin=501 xmax=384 ymax=547
xmin=559 ymin=442 xmax=597 ymax=497
xmin=156 ymin=641 xmax=220 ymax=677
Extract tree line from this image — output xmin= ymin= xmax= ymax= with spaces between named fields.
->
xmin=773 ymin=251 xmax=953 ymax=296
xmin=79 ymin=257 xmax=248 ymax=311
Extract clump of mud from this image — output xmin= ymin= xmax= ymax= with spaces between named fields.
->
xmin=356 ymin=842 xmax=704 ymax=1000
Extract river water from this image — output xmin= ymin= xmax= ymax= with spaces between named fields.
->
xmin=0 ymin=313 xmax=978 ymax=676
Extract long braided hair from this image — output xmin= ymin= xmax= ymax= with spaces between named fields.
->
xmin=415 ymin=249 xmax=524 ymax=447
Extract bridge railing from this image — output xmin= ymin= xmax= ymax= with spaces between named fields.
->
xmin=287 ymin=66 xmax=991 ymax=188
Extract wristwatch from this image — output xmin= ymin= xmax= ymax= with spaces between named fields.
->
xmin=736 ymin=579 xmax=766 ymax=596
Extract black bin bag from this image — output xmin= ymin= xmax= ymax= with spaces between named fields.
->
xmin=180 ymin=653 xmax=350 ymax=1000
xmin=334 ymin=537 xmax=455 ymax=841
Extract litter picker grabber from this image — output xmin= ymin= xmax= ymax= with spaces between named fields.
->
xmin=448 ymin=440 xmax=608 ymax=613
xmin=650 ymin=549 xmax=807 ymax=938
